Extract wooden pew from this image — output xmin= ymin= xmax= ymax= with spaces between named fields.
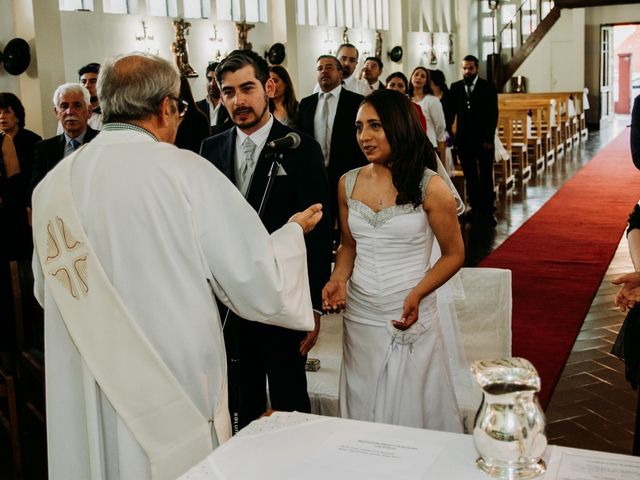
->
xmin=503 ymin=109 xmax=545 ymax=175
xmin=497 ymin=113 xmax=531 ymax=183
xmin=500 ymin=91 xmax=589 ymax=149
xmin=494 ymin=117 xmax=516 ymax=193
xmin=498 ymin=96 xmax=561 ymax=162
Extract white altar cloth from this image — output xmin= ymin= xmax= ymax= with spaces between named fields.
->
xmin=180 ymin=412 xmax=640 ymax=480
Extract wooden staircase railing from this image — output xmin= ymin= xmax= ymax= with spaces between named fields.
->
xmin=499 ymin=5 xmax=561 ymax=91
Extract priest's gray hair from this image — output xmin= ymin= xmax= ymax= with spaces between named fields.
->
xmin=98 ymin=52 xmax=180 ymax=123
xmin=52 ymin=83 xmax=90 ymax=108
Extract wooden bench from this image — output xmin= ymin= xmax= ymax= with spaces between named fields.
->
xmin=499 ymin=102 xmax=556 ymax=168
xmin=500 ymin=91 xmax=589 ymax=150
xmin=493 ymin=117 xmax=516 ymax=194
xmin=497 ymin=114 xmax=530 ymax=184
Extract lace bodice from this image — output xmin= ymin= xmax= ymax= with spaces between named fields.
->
xmin=344 ymin=167 xmax=438 ymax=326
xmin=344 ymin=167 xmax=435 ymax=228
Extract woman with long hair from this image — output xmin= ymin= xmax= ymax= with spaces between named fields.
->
xmin=409 ymin=67 xmax=446 ymax=161
xmin=322 ymin=89 xmax=465 ymax=431
xmin=429 ymin=69 xmax=454 ymax=138
xmin=269 ymin=65 xmax=299 ymax=128
xmin=0 ymin=93 xmax=39 ymax=259
xmin=429 ymin=69 xmax=456 ymax=174
xmin=385 ymin=71 xmax=427 ymax=132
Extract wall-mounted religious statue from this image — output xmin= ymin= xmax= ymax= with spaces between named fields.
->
xmin=448 ymin=33 xmax=455 ymax=64
xmin=429 ymin=33 xmax=438 ymax=65
xmin=342 ymin=27 xmax=349 ymax=45
xmin=171 ymin=18 xmax=197 ymax=77
xmin=235 ymin=21 xmax=255 ymax=50
xmin=375 ymin=30 xmax=382 ymax=59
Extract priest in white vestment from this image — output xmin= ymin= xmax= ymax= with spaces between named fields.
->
xmin=31 ymin=53 xmax=322 ymax=480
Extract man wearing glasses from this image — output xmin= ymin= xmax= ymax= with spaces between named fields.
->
xmin=31 ymin=52 xmax=323 ymax=479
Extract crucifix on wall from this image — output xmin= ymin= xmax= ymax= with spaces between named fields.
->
xmin=235 ymin=21 xmax=255 ymax=50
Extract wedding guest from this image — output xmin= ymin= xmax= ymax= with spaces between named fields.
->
xmin=429 ymin=69 xmax=454 ymax=139
xmin=384 ymin=72 xmax=426 ymax=131
xmin=0 ymin=131 xmax=21 ymax=354
xmin=0 ymin=93 xmax=42 ymax=183
xmin=612 ymin=96 xmax=640 ymax=455
xmin=322 ymin=89 xmax=465 ymax=431
xmin=449 ymin=55 xmax=498 ymax=225
xmin=409 ymin=67 xmax=446 ymax=161
xmin=269 ymin=65 xmax=299 ymax=128
xmin=32 ymin=83 xmax=98 ymax=192
xmin=0 ymin=93 xmax=44 ymax=354
xmin=175 ymin=76 xmax=210 ymax=153
xmin=362 ymin=57 xmax=384 ymax=91
xmin=196 ymin=62 xmax=226 ymax=132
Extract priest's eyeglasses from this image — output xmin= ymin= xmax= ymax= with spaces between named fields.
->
xmin=169 ymin=96 xmax=189 ymax=118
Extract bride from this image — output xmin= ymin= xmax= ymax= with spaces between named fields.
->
xmin=322 ymin=89 xmax=465 ymax=432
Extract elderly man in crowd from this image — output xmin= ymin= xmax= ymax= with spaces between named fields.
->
xmin=31 ymin=52 xmax=322 ymax=480
xmin=56 ymin=63 xmax=103 ymax=133
xmin=31 ymin=83 xmax=98 ymax=191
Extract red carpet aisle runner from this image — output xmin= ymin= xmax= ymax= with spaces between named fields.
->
xmin=480 ymin=130 xmax=640 ymax=407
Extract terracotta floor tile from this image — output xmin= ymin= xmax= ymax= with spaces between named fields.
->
xmin=560 ymin=360 xmax=604 ymax=376
xmin=566 ymin=348 xmax=610 ymax=364
xmin=545 ymin=226 xmax=639 ymax=456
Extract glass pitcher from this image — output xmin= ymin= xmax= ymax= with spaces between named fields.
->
xmin=471 ymin=357 xmax=547 ymax=479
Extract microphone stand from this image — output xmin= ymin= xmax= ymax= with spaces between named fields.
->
xmin=258 ymin=150 xmax=283 ymax=217
xmin=223 ymin=148 xmax=283 ymax=435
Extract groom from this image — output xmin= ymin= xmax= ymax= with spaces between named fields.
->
xmin=200 ymin=50 xmax=332 ymax=430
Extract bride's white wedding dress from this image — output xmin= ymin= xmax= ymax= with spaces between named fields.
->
xmin=340 ymin=167 xmax=463 ymax=432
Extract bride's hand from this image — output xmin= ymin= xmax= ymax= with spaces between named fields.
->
xmin=322 ymin=280 xmax=347 ymax=313
xmin=393 ymin=291 xmax=420 ymax=330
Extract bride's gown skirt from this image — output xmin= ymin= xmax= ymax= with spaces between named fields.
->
xmin=340 ymin=168 xmax=462 ymax=433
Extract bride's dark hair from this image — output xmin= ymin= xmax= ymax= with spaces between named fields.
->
xmin=360 ymin=89 xmax=437 ymax=208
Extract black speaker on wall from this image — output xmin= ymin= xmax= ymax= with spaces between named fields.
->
xmin=0 ymin=38 xmax=31 ymax=75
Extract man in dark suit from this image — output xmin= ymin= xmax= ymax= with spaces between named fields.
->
xmin=450 ymin=54 xmax=498 ymax=225
xmin=362 ymin=56 xmax=385 ymax=91
xmin=200 ymin=50 xmax=332 ymax=431
xmin=195 ymin=62 xmax=231 ymax=136
xmin=298 ymin=55 xmax=367 ymax=220
xmin=32 ymin=83 xmax=98 ymax=192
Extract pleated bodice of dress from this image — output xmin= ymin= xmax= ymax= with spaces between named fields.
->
xmin=344 ymin=167 xmax=436 ymax=327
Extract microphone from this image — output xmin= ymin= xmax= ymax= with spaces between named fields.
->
xmin=266 ymin=132 xmax=301 ymax=150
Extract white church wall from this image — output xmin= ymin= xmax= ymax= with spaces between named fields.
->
xmin=513 ymin=8 xmax=586 ymax=93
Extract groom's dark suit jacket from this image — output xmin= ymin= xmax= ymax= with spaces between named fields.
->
xmin=199 ymin=118 xmax=332 ymax=428
xmin=200 ymin=119 xmax=331 ymax=306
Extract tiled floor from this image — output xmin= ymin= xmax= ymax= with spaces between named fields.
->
xmin=545 ymin=236 xmax=637 ymax=454
xmin=464 ymin=114 xmax=638 ymax=455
